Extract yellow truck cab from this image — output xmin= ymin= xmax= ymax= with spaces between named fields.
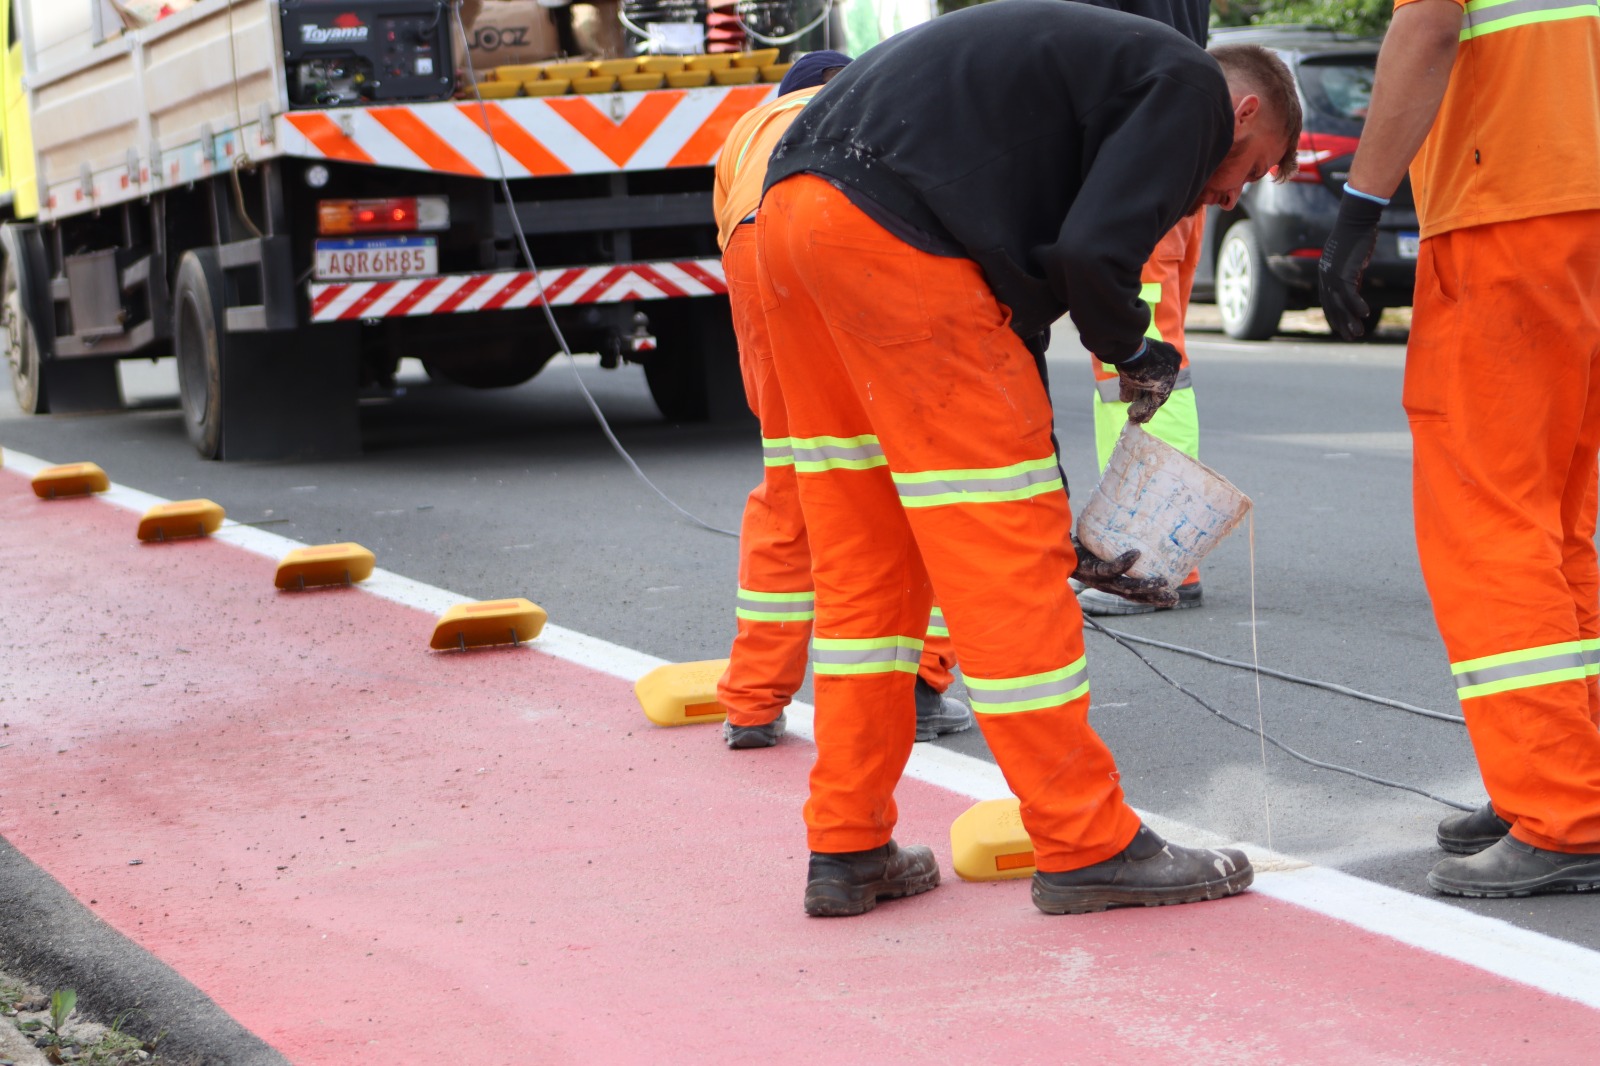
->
xmin=0 ymin=1 xmax=37 ymax=220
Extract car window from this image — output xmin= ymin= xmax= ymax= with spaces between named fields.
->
xmin=1298 ymin=57 xmax=1377 ymax=122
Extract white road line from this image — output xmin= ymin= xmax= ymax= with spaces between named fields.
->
xmin=6 ymin=446 xmax=1600 ymax=1012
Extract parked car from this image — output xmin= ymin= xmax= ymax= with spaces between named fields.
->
xmin=1191 ymin=25 xmax=1419 ymax=340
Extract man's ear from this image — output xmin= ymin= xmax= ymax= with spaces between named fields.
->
xmin=1233 ymin=92 xmax=1262 ymax=129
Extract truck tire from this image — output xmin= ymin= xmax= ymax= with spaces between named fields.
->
xmin=173 ymin=249 xmax=361 ymax=461
xmin=4 ymin=247 xmax=120 ymax=414
xmin=643 ymin=296 xmax=747 ymax=423
xmin=1216 ymin=220 xmax=1287 ymax=342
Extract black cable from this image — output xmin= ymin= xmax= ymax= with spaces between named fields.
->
xmin=1091 ymin=623 xmax=1466 ymax=724
xmin=1083 ymin=615 xmax=1477 ymax=811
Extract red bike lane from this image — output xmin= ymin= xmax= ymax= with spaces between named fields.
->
xmin=2 ymin=465 xmax=1598 ymax=1064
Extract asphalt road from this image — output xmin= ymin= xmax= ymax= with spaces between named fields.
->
xmin=3 ymin=315 xmax=1596 ymax=953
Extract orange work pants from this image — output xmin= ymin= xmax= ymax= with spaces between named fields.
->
xmin=716 ymin=223 xmax=955 ymax=726
xmin=757 ymin=175 xmax=1142 ymax=869
xmin=1408 ymin=210 xmax=1600 ymax=851
xmin=1089 ymin=210 xmax=1204 ymax=586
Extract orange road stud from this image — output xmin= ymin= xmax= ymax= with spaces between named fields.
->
xmin=635 ymin=659 xmax=730 ymax=726
xmin=951 ymin=798 xmax=1037 ymax=882
xmin=137 ymin=499 xmax=225 ymax=542
xmin=31 ymin=462 xmax=109 ymax=499
xmin=274 ymin=543 xmax=375 ymax=590
xmin=431 ymin=598 xmax=548 ymax=651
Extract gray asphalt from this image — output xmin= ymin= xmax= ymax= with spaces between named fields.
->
xmin=3 ymin=318 xmax=1597 ymax=965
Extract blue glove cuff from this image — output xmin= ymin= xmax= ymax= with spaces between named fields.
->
xmin=1343 ymin=183 xmax=1391 ymax=207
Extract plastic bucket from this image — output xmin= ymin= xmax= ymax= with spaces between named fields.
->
xmin=1075 ymin=424 xmax=1252 ymax=588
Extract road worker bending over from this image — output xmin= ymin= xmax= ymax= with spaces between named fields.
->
xmin=711 ymin=51 xmax=975 ymax=751
xmin=757 ymin=0 xmax=1302 ymax=916
xmin=1321 ymin=0 xmax=1600 ymax=896
xmin=1075 ymin=0 xmax=1214 ymax=618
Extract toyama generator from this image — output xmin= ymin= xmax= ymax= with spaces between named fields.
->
xmin=280 ymin=0 xmax=457 ymax=107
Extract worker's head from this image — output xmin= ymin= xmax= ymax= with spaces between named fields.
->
xmin=778 ymin=50 xmax=852 ymax=96
xmin=1197 ymin=44 xmax=1303 ymax=211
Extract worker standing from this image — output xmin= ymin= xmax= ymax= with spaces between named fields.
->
xmin=711 ymin=51 xmax=975 ymax=750
xmin=1073 ymin=0 xmax=1212 ymax=617
xmin=758 ymin=0 xmax=1301 ymax=916
xmin=1320 ymin=0 xmax=1600 ymax=895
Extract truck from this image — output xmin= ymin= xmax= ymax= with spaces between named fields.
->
xmin=0 ymin=0 xmax=792 ymax=459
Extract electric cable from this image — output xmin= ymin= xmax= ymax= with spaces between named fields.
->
xmin=452 ymin=2 xmax=738 ymax=539
xmin=1082 ymin=615 xmax=1477 ymax=811
xmin=1088 ymin=624 xmax=1466 ymax=724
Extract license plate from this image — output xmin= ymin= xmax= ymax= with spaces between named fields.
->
xmin=1397 ymin=232 xmax=1420 ymax=259
xmin=314 ymin=237 xmax=437 ymax=281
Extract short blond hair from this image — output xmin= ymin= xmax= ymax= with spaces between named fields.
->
xmin=1209 ymin=43 xmax=1303 ymax=180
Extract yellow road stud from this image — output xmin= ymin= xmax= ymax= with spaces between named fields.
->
xmin=431 ymin=598 xmax=548 ymax=651
xmin=274 ymin=542 xmax=375 ymax=590
xmin=951 ymin=798 xmax=1037 ymax=882
xmin=137 ymin=499 xmax=225 ymax=542
xmin=31 ymin=462 xmax=109 ymax=499
xmin=635 ymin=659 xmax=730 ymax=726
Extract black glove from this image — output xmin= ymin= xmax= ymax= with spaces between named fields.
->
xmin=1070 ymin=535 xmax=1178 ymax=608
xmin=1319 ymin=186 xmax=1386 ymax=340
xmin=1114 ymin=339 xmax=1182 ymax=424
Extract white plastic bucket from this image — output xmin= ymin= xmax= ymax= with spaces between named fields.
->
xmin=1075 ymin=424 xmax=1252 ymax=588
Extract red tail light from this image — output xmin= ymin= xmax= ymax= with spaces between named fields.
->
xmin=1288 ymin=131 xmax=1363 ymax=184
xmin=317 ymin=197 xmax=449 ymax=236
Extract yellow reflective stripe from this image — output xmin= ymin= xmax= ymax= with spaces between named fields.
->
xmin=813 ymin=634 xmax=924 ymax=676
xmin=1452 ymin=640 xmax=1589 ymax=699
xmin=732 ymin=92 xmax=819 ymax=176
xmin=736 ymin=587 xmax=815 ymax=623
xmin=1585 ymin=638 xmax=1600 ymax=676
xmin=892 ymin=456 xmax=1063 ymax=509
xmin=1140 ymin=281 xmax=1163 ymax=342
xmin=762 ymin=436 xmax=795 ymax=468
xmin=1461 ymin=0 xmax=1599 ymax=38
xmin=964 ymin=658 xmax=1089 ymax=714
xmin=791 ymin=434 xmax=887 ymax=473
xmin=927 ymin=606 xmax=948 ymax=639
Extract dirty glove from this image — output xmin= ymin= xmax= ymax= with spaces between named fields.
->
xmin=1114 ymin=339 xmax=1182 ymax=424
xmin=1070 ymin=535 xmax=1178 ymax=608
xmin=1319 ymin=184 xmax=1387 ymax=340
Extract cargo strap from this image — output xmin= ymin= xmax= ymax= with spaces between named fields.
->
xmin=964 ymin=658 xmax=1090 ymax=715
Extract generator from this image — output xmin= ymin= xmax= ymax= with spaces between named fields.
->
xmin=280 ymin=0 xmax=457 ymax=108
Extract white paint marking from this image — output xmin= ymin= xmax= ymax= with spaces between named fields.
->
xmin=5 ymin=446 xmax=1600 ymax=1013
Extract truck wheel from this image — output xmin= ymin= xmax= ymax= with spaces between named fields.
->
xmin=643 ymin=296 xmax=747 ymax=423
xmin=3 ymin=255 xmax=44 ymax=414
xmin=1216 ymin=220 xmax=1287 ymax=342
xmin=4 ymin=252 xmax=120 ymax=414
xmin=173 ymin=249 xmax=360 ymax=461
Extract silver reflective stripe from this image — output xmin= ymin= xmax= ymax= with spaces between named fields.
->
xmin=1462 ymin=0 xmax=1599 ymax=38
xmin=736 ymin=588 xmax=814 ymax=622
xmin=1095 ymin=366 xmax=1193 ymax=404
xmin=811 ymin=644 xmax=922 ymax=667
xmin=964 ymin=658 xmax=1090 ymax=715
xmin=1453 ymin=650 xmax=1586 ymax=691
xmin=762 ymin=437 xmax=794 ymax=467
xmin=927 ymin=607 xmax=948 ymax=638
xmin=790 ymin=436 xmax=887 ymax=472
xmin=893 ymin=461 xmax=1060 ymax=502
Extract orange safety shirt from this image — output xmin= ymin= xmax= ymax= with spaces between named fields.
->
xmin=712 ymin=87 xmax=823 ymax=250
xmin=1398 ymin=0 xmax=1600 ymax=238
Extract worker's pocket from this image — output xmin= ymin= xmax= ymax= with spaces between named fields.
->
xmin=980 ymin=322 xmax=1054 ymax=445
xmin=809 ymin=233 xmax=933 ymax=346
xmin=1403 ymin=236 xmax=1459 ymax=422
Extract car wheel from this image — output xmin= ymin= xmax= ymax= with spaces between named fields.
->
xmin=1216 ymin=220 xmax=1288 ymax=342
xmin=3 ymin=255 xmax=44 ymax=413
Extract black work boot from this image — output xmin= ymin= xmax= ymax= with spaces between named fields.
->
xmin=804 ymin=839 xmax=940 ymax=917
xmin=1436 ymin=802 xmax=1512 ymax=855
xmin=1427 ymin=836 xmax=1600 ymax=898
xmin=1032 ymin=824 xmax=1253 ymax=915
xmin=722 ymin=711 xmax=786 ymax=750
xmin=914 ymin=677 xmax=974 ymax=742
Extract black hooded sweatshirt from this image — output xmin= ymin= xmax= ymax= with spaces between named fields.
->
xmin=764 ymin=0 xmax=1233 ymax=361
